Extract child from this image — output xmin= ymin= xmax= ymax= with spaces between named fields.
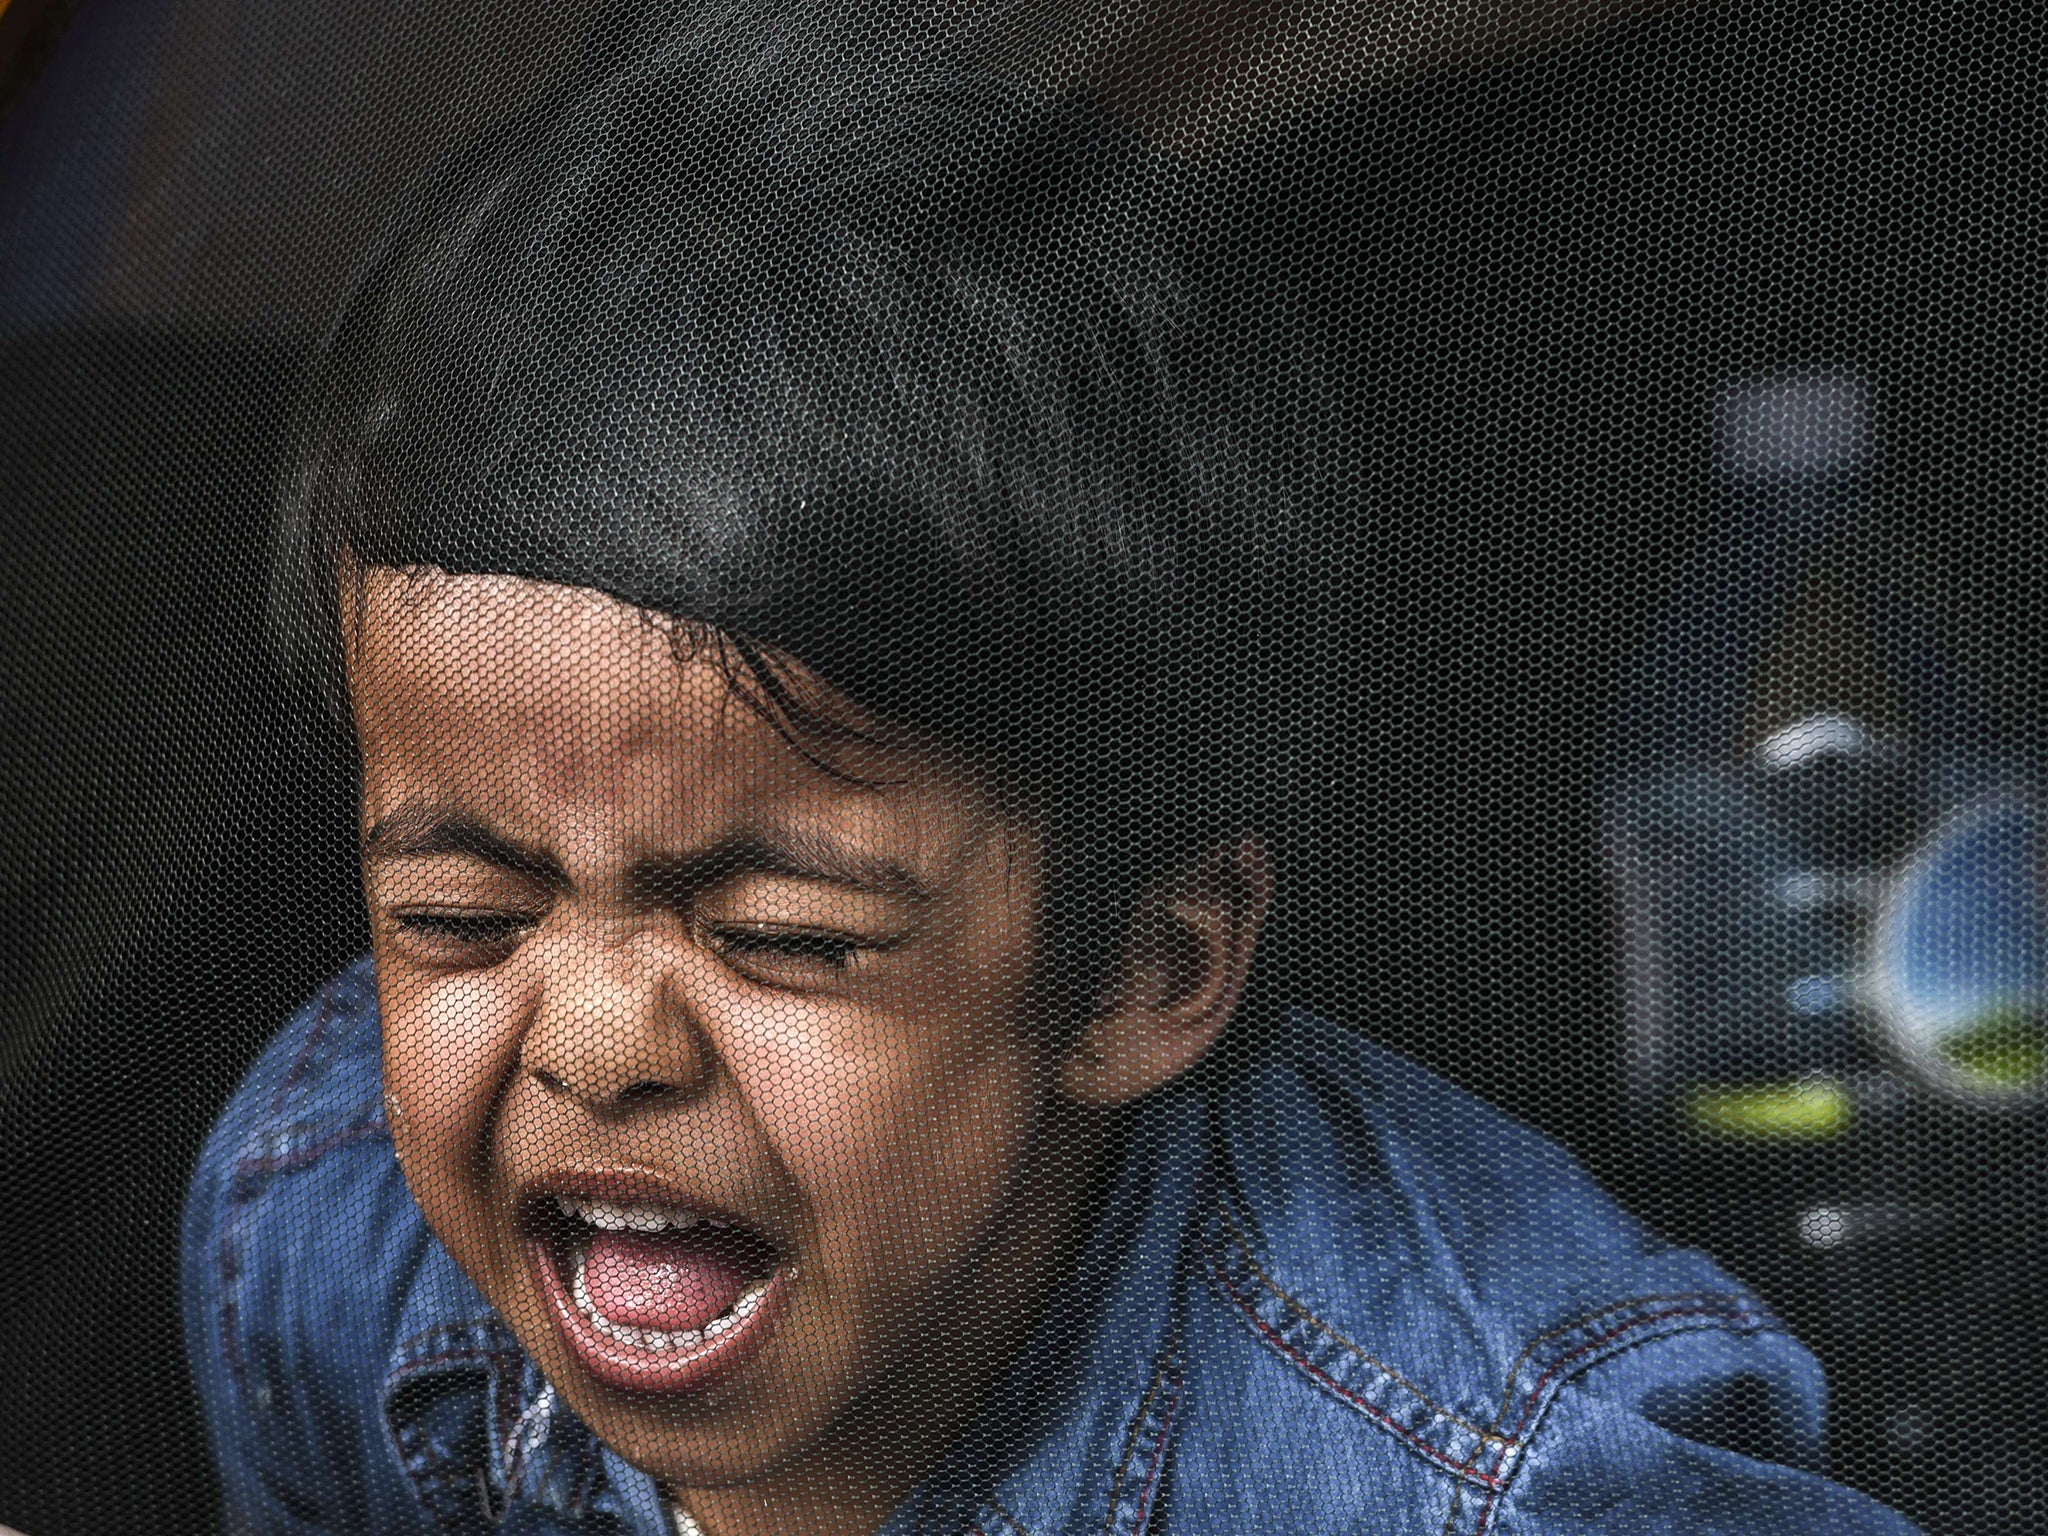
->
xmin=185 ymin=5 xmax=1916 ymax=1532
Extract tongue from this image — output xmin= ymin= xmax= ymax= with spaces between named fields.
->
xmin=583 ymin=1230 xmax=753 ymax=1334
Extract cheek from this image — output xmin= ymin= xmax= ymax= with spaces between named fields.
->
xmin=706 ymin=968 xmax=1041 ymax=1275
xmin=380 ymin=961 xmax=533 ymax=1221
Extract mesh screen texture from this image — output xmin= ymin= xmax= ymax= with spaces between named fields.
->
xmin=0 ymin=2 xmax=2043 ymax=1534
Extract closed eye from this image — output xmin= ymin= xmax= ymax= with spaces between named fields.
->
xmin=707 ymin=926 xmax=872 ymax=971
xmin=393 ymin=910 xmax=534 ymax=948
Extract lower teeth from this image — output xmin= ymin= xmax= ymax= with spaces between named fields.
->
xmin=568 ymin=1250 xmax=769 ymax=1353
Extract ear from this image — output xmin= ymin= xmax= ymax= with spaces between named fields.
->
xmin=1060 ymin=832 xmax=1275 ymax=1106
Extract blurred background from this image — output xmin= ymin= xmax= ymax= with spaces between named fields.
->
xmin=1 ymin=0 xmax=2044 ymax=1531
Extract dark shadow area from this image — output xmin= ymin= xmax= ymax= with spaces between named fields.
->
xmin=0 ymin=328 xmax=364 ymax=1535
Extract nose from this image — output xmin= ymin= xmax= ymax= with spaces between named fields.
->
xmin=519 ymin=933 xmax=709 ymax=1110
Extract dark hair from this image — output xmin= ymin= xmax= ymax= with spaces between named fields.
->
xmin=274 ymin=0 xmax=1302 ymax=971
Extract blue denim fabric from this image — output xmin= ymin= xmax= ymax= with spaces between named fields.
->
xmin=185 ymin=957 xmax=1917 ymax=1535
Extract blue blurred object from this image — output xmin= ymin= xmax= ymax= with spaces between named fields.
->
xmin=1869 ymin=792 xmax=2047 ymax=1102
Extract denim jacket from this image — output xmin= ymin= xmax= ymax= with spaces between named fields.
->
xmin=185 ymin=957 xmax=1915 ymax=1535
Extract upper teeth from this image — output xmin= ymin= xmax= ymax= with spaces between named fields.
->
xmin=555 ymin=1195 xmax=713 ymax=1233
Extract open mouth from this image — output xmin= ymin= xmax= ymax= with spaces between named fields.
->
xmin=526 ymin=1186 xmax=789 ymax=1394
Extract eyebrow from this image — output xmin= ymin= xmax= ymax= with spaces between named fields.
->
xmin=363 ymin=806 xmax=562 ymax=881
xmin=362 ymin=805 xmax=934 ymax=901
xmin=650 ymin=825 xmax=936 ymax=902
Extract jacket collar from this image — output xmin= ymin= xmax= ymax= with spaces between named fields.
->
xmin=382 ymin=1241 xmax=658 ymax=1533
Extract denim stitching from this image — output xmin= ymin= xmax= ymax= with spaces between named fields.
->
xmin=1126 ymin=1358 xmax=1184 ymax=1535
xmin=228 ymin=1117 xmax=384 ymax=1194
xmin=1444 ymin=1477 xmax=1469 ymax=1534
xmin=1476 ymin=1290 xmax=1764 ymax=1437
xmin=1209 ymin=1202 xmax=1504 ymax=1444
xmin=1207 ymin=1191 xmax=1784 ymax=1518
xmin=1489 ymin=1298 xmax=1770 ymax=1479
xmin=1103 ymin=1356 xmax=1169 ymax=1531
xmin=1204 ymin=1199 xmax=1520 ymax=1486
xmin=1204 ymin=1235 xmax=1506 ymax=1488
xmin=1467 ymin=1302 xmax=1772 ymax=1536
xmin=1435 ymin=1297 xmax=1779 ymax=1536
xmin=1442 ymin=1296 xmax=1772 ymax=1536
xmin=1103 ymin=1348 xmax=1185 ymax=1535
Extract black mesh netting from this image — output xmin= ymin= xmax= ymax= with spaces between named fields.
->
xmin=1 ymin=1 xmax=2043 ymax=1533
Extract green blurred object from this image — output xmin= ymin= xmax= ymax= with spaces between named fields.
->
xmin=1938 ymin=1007 xmax=2048 ymax=1090
xmin=1684 ymin=1080 xmax=1852 ymax=1139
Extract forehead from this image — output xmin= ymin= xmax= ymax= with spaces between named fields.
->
xmin=345 ymin=568 xmax=953 ymax=844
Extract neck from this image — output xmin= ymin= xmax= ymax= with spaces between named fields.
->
xmin=676 ymin=1098 xmax=1118 ymax=1536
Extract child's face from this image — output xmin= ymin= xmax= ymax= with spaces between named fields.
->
xmin=350 ymin=568 xmax=1108 ymax=1497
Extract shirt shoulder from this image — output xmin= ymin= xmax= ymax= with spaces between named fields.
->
xmin=185 ymin=954 xmax=395 ymax=1275
xmin=181 ymin=957 xmax=435 ymax=1532
xmin=1208 ymin=1010 xmax=1754 ymax=1373
xmin=202 ymin=953 xmax=387 ymax=1159
xmin=1168 ymin=1011 xmax=1918 ymax=1534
